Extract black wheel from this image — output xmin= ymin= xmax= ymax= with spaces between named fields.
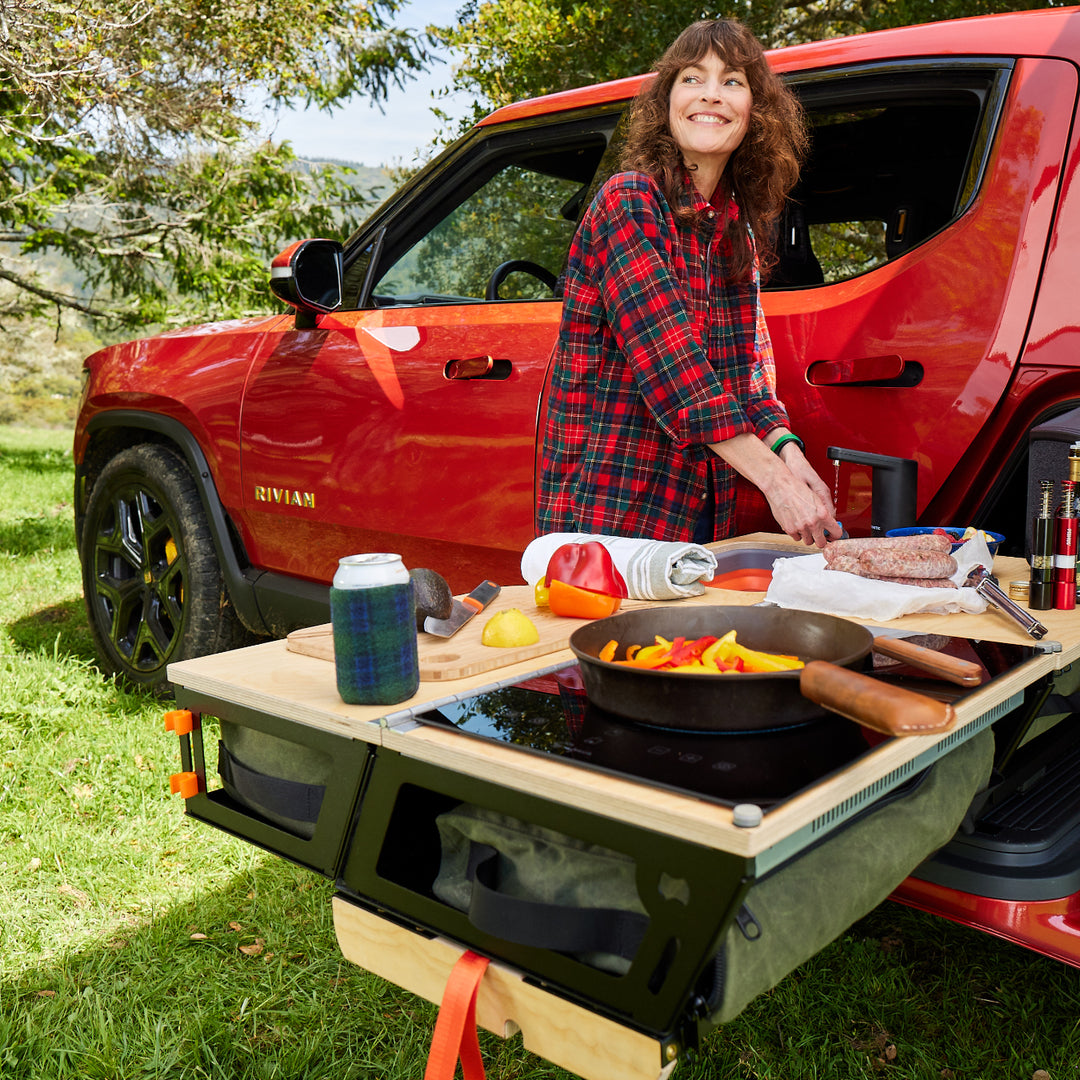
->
xmin=79 ymin=443 xmax=252 ymax=694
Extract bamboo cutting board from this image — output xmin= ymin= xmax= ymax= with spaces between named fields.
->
xmin=285 ymin=585 xmax=654 ymax=681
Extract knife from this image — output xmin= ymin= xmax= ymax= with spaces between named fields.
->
xmin=423 ymin=580 xmax=501 ymax=638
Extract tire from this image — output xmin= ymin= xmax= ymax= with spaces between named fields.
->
xmin=80 ymin=443 xmax=253 ymax=694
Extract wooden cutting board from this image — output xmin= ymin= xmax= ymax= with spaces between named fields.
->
xmin=286 ymin=585 xmax=652 ymax=681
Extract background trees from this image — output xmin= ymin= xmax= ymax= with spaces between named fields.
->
xmin=0 ymin=0 xmax=1062 ymax=339
xmin=0 ymin=0 xmax=431 ymax=328
xmin=433 ymin=0 xmax=1060 ymax=112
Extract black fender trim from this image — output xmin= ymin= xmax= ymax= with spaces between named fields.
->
xmin=251 ymin=570 xmax=331 ymax=639
xmin=81 ymin=410 xmax=270 ymax=636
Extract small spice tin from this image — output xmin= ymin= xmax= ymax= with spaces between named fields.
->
xmin=1008 ymin=580 xmax=1030 ymax=603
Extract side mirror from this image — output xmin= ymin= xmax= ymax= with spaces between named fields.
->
xmin=269 ymin=239 xmax=344 ymax=328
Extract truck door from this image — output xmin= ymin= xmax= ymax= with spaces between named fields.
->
xmin=239 ymin=118 xmax=616 ymax=591
xmin=759 ymin=59 xmax=1076 ymax=536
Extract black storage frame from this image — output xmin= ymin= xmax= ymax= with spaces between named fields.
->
xmin=171 ymin=686 xmax=756 ymax=1052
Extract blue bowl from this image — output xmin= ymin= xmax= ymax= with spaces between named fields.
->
xmin=885 ymin=526 xmax=1004 ymax=558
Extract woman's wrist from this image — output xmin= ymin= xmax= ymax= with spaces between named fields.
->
xmin=770 ymin=431 xmax=804 ymax=457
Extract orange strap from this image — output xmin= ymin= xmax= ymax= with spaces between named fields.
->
xmin=424 ymin=950 xmax=490 ymax=1080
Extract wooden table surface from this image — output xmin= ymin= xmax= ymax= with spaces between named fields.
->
xmin=168 ymin=534 xmax=1080 ymax=864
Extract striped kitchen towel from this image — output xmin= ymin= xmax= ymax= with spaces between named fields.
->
xmin=521 ymin=533 xmax=717 ymax=601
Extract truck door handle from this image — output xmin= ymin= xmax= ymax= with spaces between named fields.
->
xmin=806 ymin=355 xmax=922 ymax=387
xmin=444 ymin=356 xmax=512 ymax=381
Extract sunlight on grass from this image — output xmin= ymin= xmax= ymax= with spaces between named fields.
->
xmin=0 ymin=424 xmax=1077 ymax=1080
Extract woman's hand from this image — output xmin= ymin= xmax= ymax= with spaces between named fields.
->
xmin=709 ymin=433 xmax=841 ymax=547
xmin=766 ymin=442 xmax=841 ymax=546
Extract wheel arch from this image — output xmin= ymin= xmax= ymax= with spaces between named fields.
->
xmin=76 ymin=410 xmax=269 ymax=636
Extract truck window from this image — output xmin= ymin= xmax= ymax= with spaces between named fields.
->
xmin=769 ymin=63 xmax=1011 ymax=288
xmin=347 ymin=122 xmax=615 ymax=308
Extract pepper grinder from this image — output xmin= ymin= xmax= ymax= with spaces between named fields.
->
xmin=1030 ymin=479 xmax=1055 ymax=610
xmin=1054 ymin=480 xmax=1078 ymax=611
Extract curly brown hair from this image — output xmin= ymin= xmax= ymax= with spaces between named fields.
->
xmin=622 ymin=19 xmax=807 ymax=281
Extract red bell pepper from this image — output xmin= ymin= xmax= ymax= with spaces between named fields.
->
xmin=544 ymin=541 xmax=628 ymax=598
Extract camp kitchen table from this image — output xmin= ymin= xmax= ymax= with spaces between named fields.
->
xmin=165 ymin=535 xmax=1080 ymax=1080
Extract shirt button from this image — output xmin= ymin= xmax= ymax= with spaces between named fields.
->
xmin=707 ymin=211 xmax=716 ymax=219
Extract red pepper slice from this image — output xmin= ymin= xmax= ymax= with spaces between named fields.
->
xmin=667 ymin=635 xmax=718 ymax=666
xmin=544 ymin=541 xmax=628 ymax=598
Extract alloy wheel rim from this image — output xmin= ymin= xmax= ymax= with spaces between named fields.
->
xmin=91 ymin=481 xmax=185 ymax=673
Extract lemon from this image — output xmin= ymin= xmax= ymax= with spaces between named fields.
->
xmin=481 ymin=608 xmax=540 ymax=648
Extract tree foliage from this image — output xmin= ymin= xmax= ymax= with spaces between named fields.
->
xmin=0 ymin=0 xmax=432 ymax=327
xmin=434 ymin=0 xmax=1065 ymax=110
xmin=2 ymin=0 xmax=1066 ymax=332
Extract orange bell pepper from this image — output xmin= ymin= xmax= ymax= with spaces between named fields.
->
xmin=547 ymin=578 xmax=622 ymax=619
xmin=615 ymin=639 xmax=671 ymax=667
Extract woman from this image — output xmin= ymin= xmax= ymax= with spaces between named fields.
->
xmin=536 ymin=19 xmax=840 ymax=548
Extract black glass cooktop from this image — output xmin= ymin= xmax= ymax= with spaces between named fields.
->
xmin=417 ymin=634 xmax=1039 ymax=809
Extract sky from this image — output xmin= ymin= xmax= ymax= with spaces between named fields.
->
xmin=257 ymin=0 xmax=473 ymax=168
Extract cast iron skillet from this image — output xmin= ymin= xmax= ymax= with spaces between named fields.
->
xmin=569 ymin=606 xmax=961 ymax=735
xmin=569 ymin=607 xmax=869 ymax=731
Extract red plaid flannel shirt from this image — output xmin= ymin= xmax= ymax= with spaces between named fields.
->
xmin=536 ymin=171 xmax=789 ymax=542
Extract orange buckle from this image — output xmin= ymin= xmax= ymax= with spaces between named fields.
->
xmin=169 ymin=771 xmax=200 ymax=799
xmin=164 ymin=709 xmax=193 ymax=736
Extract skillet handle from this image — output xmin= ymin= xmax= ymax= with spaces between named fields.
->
xmin=871 ymin=636 xmax=983 ymax=687
xmin=799 ymin=661 xmax=957 ymax=736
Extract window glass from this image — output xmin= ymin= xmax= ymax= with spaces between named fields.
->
xmin=768 ymin=67 xmax=1007 ymax=288
xmin=808 ymin=220 xmax=887 ymax=280
xmin=371 ymin=164 xmax=588 ymax=305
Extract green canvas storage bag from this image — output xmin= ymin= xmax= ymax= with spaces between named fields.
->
xmin=217 ymin=720 xmax=331 ymax=840
xmin=432 ymin=728 xmax=994 ymax=1024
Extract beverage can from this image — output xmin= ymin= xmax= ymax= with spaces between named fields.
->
xmin=330 ymin=554 xmax=419 ymax=705
xmin=333 ymin=552 xmax=411 ymax=590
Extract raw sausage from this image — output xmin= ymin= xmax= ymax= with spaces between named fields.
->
xmin=825 ymin=558 xmax=958 ymax=587
xmin=827 ymin=554 xmax=865 ymax=574
xmin=824 ymin=534 xmax=959 ymax=587
xmin=869 ymin=575 xmax=958 ymax=589
xmin=826 ymin=561 xmax=958 ymax=587
xmin=823 ymin=532 xmax=951 ymax=564
xmin=859 ymin=549 xmax=958 ymax=579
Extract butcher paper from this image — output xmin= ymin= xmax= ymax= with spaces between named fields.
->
xmin=764 ymin=534 xmax=993 ymax=621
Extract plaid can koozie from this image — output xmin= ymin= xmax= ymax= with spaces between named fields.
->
xmin=330 ymin=582 xmax=419 ymax=705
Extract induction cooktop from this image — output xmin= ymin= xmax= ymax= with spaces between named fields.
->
xmin=417 ymin=634 xmax=1039 ymax=809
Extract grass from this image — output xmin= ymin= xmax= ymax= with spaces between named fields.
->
xmin=1 ymin=422 xmax=1079 ymax=1079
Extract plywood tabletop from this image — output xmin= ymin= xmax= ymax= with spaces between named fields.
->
xmin=167 ymin=534 xmax=1075 ymax=860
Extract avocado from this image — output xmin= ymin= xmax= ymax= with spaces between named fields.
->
xmin=410 ymin=568 xmax=454 ymax=629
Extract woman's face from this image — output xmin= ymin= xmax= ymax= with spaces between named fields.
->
xmin=667 ymin=50 xmax=753 ymax=183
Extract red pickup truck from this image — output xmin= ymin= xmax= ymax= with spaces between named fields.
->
xmin=75 ymin=6 xmax=1080 ymax=972
xmin=76 ymin=7 xmax=1079 ymax=684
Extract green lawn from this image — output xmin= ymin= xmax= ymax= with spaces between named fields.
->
xmin=0 ymin=424 xmax=1076 ymax=1079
